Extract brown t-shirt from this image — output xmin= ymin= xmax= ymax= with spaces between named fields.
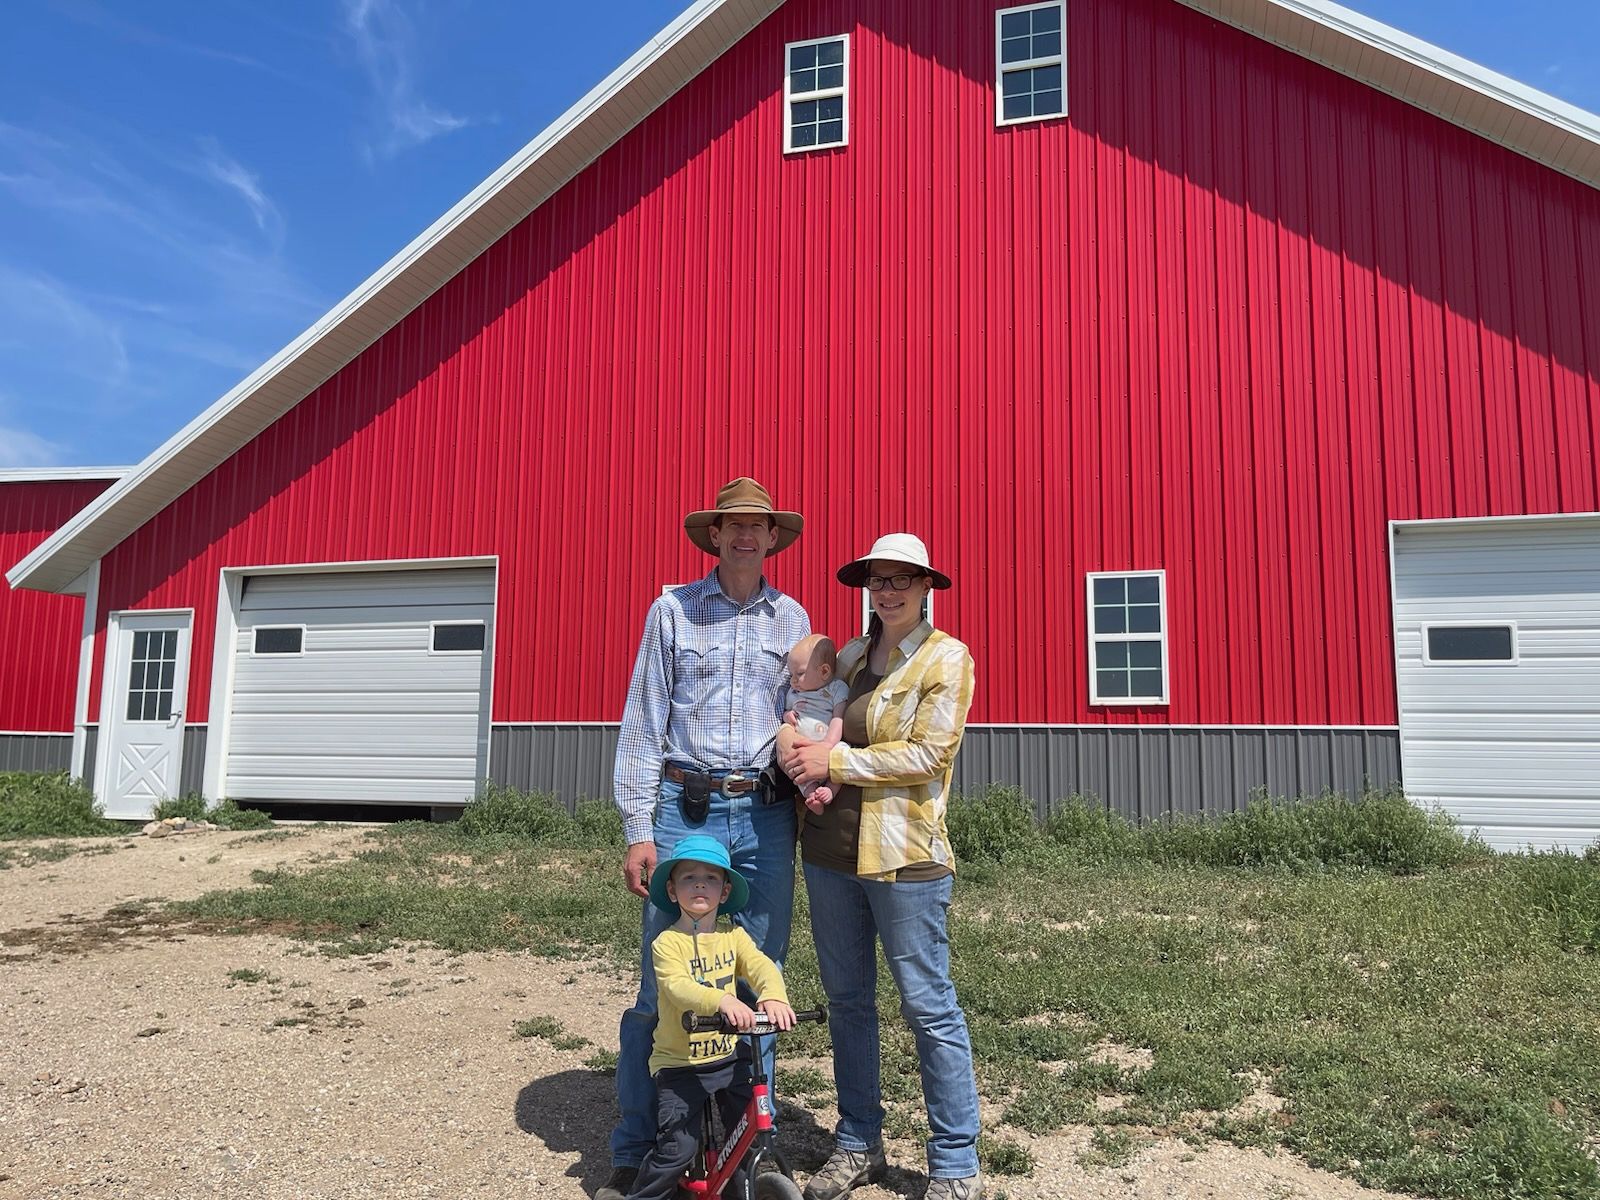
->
xmin=799 ymin=660 xmax=952 ymax=882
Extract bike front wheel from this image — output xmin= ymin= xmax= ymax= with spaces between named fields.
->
xmin=753 ymin=1172 xmax=804 ymax=1200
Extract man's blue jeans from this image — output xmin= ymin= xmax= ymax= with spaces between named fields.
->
xmin=610 ymin=779 xmax=796 ymax=1168
xmin=802 ymin=862 xmax=981 ymax=1180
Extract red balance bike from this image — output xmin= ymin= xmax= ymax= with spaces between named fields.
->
xmin=677 ymin=1005 xmax=828 ymax=1200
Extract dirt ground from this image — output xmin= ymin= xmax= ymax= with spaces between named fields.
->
xmin=0 ymin=826 xmax=1411 ymax=1200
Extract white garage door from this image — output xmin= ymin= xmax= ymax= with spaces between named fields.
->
xmin=1393 ymin=517 xmax=1600 ymax=851
xmin=227 ymin=567 xmax=493 ymax=804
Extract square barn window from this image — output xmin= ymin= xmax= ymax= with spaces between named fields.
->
xmin=996 ymin=1 xmax=1065 ymax=126
xmin=1087 ymin=571 xmax=1168 ymax=704
xmin=786 ymin=35 xmax=849 ymax=152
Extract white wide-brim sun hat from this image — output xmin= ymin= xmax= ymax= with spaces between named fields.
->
xmin=836 ymin=532 xmax=952 ymax=590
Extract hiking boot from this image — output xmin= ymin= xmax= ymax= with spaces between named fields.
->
xmin=924 ymin=1174 xmax=985 ymax=1200
xmin=803 ymin=1144 xmax=887 ymax=1200
xmin=594 ymin=1165 xmax=638 ymax=1200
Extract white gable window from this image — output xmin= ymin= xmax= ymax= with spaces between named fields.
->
xmin=785 ymin=35 xmax=849 ymax=152
xmin=1087 ymin=571 xmax=1168 ymax=704
xmin=996 ymin=1 xmax=1065 ymax=125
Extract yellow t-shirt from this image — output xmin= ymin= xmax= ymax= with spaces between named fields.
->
xmin=648 ymin=925 xmax=788 ymax=1074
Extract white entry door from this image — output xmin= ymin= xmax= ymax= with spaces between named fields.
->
xmin=101 ymin=613 xmax=193 ymax=820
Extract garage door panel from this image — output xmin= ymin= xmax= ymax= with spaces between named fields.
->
xmin=230 ymin=691 xmax=484 ymax=715
xmin=242 ymin=569 xmax=494 ymax=609
xmin=239 ymin=606 xmax=492 ymax=639
xmin=1394 ymin=518 xmax=1600 ymax=851
xmin=1403 ymin=713 xmax=1600 ymax=739
xmin=228 ymin=716 xmax=481 ymax=755
xmin=226 ymin=568 xmax=492 ymax=805
xmin=225 ymin=773 xmax=477 ymax=804
xmin=234 ymin=657 xmax=485 ymax=690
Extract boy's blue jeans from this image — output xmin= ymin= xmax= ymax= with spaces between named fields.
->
xmin=610 ymin=779 xmax=796 ymax=1169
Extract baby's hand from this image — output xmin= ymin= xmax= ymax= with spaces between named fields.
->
xmin=758 ymin=999 xmax=797 ymax=1030
xmin=782 ymin=709 xmax=800 ymax=728
xmin=717 ymin=994 xmax=756 ymax=1031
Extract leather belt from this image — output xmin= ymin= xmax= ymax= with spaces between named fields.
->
xmin=664 ymin=764 xmax=764 ymax=796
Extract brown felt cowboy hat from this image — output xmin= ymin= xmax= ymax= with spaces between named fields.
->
xmin=683 ymin=477 xmax=804 ymax=556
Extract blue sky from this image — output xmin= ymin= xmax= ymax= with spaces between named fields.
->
xmin=2 ymin=0 xmax=1597 ymax=469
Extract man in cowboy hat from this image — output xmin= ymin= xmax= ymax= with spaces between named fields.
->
xmin=599 ymin=478 xmax=809 ymax=1200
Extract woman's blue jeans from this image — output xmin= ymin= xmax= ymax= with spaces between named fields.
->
xmin=802 ymin=862 xmax=981 ymax=1179
xmin=610 ymin=780 xmax=796 ymax=1168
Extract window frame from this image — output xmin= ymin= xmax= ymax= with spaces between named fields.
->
xmin=1086 ymin=569 xmax=1169 ymax=706
xmin=1421 ymin=621 xmax=1520 ymax=667
xmin=995 ymin=0 xmax=1067 ymax=127
xmin=784 ymin=33 xmax=850 ymax=153
xmin=250 ymin=624 xmax=306 ymax=658
xmin=429 ymin=620 xmax=488 ymax=656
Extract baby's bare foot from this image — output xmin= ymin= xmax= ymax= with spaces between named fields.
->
xmin=808 ymin=786 xmax=833 ymax=811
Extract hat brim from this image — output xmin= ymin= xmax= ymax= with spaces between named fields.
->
xmin=648 ymin=852 xmax=750 ymax=918
xmin=837 ymin=557 xmax=952 ymax=590
xmin=684 ymin=510 xmax=803 ymax=556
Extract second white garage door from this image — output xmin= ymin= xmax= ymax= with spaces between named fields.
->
xmin=1393 ymin=517 xmax=1600 ymax=851
xmin=226 ymin=567 xmax=493 ymax=805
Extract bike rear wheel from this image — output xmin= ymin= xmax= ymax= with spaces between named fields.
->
xmin=753 ymin=1172 xmax=804 ymax=1200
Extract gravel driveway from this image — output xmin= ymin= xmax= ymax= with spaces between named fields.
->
xmin=0 ymin=827 xmax=1409 ymax=1200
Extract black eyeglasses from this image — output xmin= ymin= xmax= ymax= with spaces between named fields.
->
xmin=865 ymin=573 xmax=923 ymax=591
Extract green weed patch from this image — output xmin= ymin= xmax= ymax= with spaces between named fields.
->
xmin=1 ymin=772 xmax=124 ymax=838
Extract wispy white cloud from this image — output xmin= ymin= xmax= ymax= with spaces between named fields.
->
xmin=0 ymin=425 xmax=67 ymax=469
xmin=197 ymin=137 xmax=284 ymax=243
xmin=0 ymin=264 xmax=131 ymax=391
xmin=341 ymin=0 xmax=474 ymax=159
xmin=0 ymin=120 xmax=322 ymax=321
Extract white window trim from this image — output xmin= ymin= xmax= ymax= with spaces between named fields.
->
xmin=995 ymin=0 xmax=1067 ymax=127
xmin=784 ymin=33 xmax=850 ymax=153
xmin=1420 ymin=621 xmax=1520 ymax=667
xmin=1086 ymin=570 xmax=1169 ymax=706
xmin=250 ymin=624 xmax=306 ymax=657
xmin=430 ymin=620 xmax=488 ymax=656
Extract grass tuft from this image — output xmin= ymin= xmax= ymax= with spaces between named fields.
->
xmin=0 ymin=772 xmax=124 ymax=838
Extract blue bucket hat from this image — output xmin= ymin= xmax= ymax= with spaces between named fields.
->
xmin=649 ymin=834 xmax=749 ymax=918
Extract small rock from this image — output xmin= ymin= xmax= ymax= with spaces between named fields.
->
xmin=134 ymin=1026 xmax=163 ymax=1038
xmin=147 ymin=825 xmax=170 ymax=839
xmin=347 ymin=998 xmax=367 ymax=1010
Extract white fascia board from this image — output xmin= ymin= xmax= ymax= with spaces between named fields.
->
xmin=0 ymin=467 xmax=129 ymax=483
xmin=6 ymin=0 xmax=777 ymax=597
xmin=1178 ymin=0 xmax=1600 ymax=182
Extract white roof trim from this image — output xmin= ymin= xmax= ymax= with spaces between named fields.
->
xmin=0 ymin=467 xmax=128 ymax=483
xmin=1176 ymin=0 xmax=1600 ymax=183
xmin=12 ymin=0 xmax=1600 ymax=594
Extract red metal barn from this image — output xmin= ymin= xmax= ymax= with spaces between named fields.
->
xmin=9 ymin=0 xmax=1600 ymax=847
xmin=0 ymin=470 xmax=123 ymax=773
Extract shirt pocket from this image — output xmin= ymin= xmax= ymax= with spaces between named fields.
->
xmin=678 ymin=636 xmax=732 ymax=688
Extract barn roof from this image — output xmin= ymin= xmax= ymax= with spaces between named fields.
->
xmin=12 ymin=0 xmax=1600 ymax=593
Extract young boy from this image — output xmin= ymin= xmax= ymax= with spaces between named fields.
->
xmin=784 ymin=634 xmax=849 ymax=814
xmin=626 ymin=834 xmax=796 ymax=1200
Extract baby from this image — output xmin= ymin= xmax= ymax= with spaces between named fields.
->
xmin=785 ymin=633 xmax=849 ymax=813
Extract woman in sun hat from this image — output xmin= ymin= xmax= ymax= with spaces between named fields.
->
xmin=777 ymin=533 xmax=983 ymax=1200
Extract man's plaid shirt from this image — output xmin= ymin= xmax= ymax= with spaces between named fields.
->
xmin=613 ymin=569 xmax=810 ymax=845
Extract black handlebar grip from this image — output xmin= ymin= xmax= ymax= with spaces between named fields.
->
xmin=681 ymin=1005 xmax=828 ymax=1034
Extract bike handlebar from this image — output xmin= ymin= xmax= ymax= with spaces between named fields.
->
xmin=682 ymin=1006 xmax=828 ymax=1035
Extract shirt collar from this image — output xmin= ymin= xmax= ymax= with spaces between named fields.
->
xmin=701 ymin=566 xmax=777 ymax=611
xmin=888 ymin=620 xmax=934 ymax=663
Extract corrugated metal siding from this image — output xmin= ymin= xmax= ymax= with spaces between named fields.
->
xmin=0 ymin=480 xmax=110 ymax=731
xmin=0 ymin=733 xmax=73 ymax=774
xmin=90 ymin=0 xmax=1600 ymax=736
xmin=488 ymin=722 xmax=1400 ymax=816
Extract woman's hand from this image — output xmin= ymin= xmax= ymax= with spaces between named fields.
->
xmin=790 ymin=740 xmax=833 ymax=789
